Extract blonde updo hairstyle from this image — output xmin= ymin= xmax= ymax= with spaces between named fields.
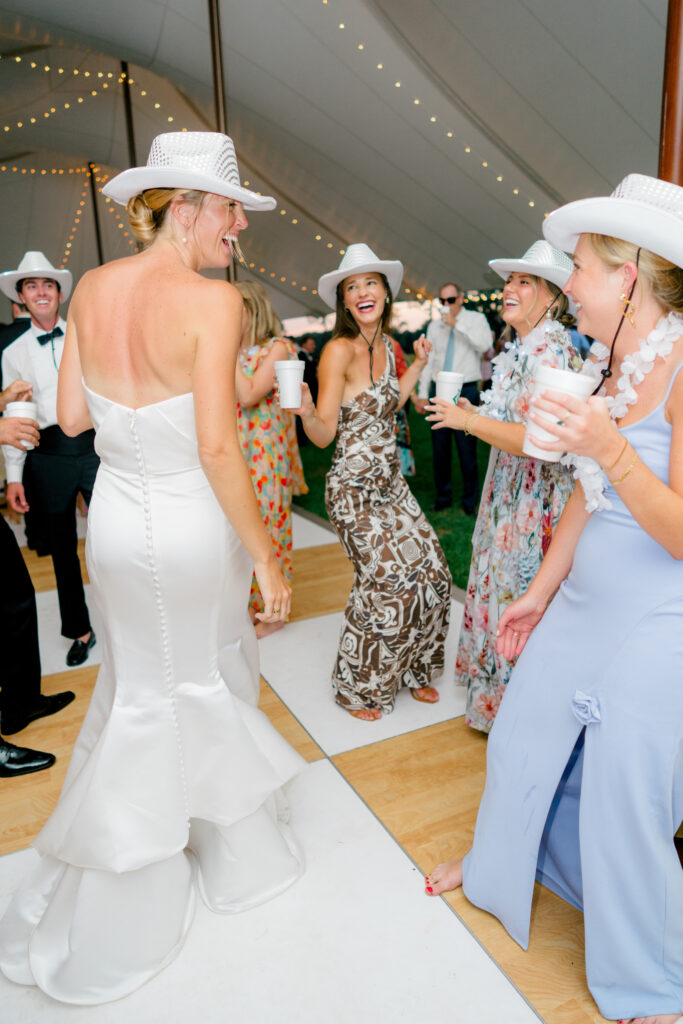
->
xmin=236 ymin=280 xmax=283 ymax=348
xmin=587 ymin=233 xmax=683 ymax=314
xmin=126 ymin=188 xmax=208 ymax=246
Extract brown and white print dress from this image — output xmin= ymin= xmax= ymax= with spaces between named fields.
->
xmin=325 ymin=337 xmax=451 ymax=713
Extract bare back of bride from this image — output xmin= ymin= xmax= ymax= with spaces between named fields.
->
xmin=0 ymin=132 xmax=305 ymax=1006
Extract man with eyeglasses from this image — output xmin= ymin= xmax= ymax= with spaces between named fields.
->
xmin=414 ymin=283 xmax=492 ymax=514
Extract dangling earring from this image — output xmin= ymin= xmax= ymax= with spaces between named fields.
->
xmin=620 ymin=292 xmax=636 ymax=328
xmin=181 ymin=236 xmax=187 ymax=244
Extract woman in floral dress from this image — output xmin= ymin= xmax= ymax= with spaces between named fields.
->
xmin=428 ymin=241 xmax=581 ymax=732
xmin=292 ymin=244 xmax=451 ymax=720
xmin=235 ymin=281 xmax=307 ymax=636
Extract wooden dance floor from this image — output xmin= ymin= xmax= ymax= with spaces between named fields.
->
xmin=0 ymin=509 xmax=606 ymax=1023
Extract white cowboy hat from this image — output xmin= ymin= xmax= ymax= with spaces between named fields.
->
xmin=103 ymin=131 xmax=276 ymax=212
xmin=317 ymin=243 xmax=403 ymax=309
xmin=543 ymin=173 xmax=683 ymax=269
xmin=0 ymin=251 xmax=72 ymax=302
xmin=488 ymin=239 xmax=573 ymax=291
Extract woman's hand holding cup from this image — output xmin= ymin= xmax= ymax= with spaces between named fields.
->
xmin=529 ymin=391 xmax=621 ymax=464
xmin=426 ymin=395 xmax=476 ymax=431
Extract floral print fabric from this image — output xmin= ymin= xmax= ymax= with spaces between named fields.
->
xmin=325 ymin=337 xmax=451 ymax=713
xmin=458 ymin=320 xmax=582 ymax=732
xmin=237 ymin=337 xmax=308 ymax=614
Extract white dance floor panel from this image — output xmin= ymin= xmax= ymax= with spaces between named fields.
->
xmin=0 ymin=761 xmax=538 ymax=1024
xmin=259 ymin=600 xmax=465 ymax=756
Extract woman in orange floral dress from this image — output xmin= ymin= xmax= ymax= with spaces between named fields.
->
xmin=235 ymin=282 xmax=307 ymax=637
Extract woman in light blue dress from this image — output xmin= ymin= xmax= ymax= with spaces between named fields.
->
xmin=426 ymin=174 xmax=683 ymax=1024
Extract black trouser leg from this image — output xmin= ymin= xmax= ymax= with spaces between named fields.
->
xmin=430 ymin=422 xmax=453 ymax=505
xmin=29 ymin=451 xmax=95 ymax=640
xmin=454 ymin=382 xmax=481 ymax=513
xmin=0 ymin=516 xmax=42 ymax=717
xmin=47 ymin=505 xmax=91 ymax=639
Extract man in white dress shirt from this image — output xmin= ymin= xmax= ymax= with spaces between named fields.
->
xmin=0 ymin=252 xmax=98 ymax=667
xmin=415 ymin=282 xmax=492 ymax=513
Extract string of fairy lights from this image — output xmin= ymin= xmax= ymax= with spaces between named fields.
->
xmin=318 ymin=0 xmax=540 ymax=214
xmin=0 ymin=32 xmax=512 ymax=311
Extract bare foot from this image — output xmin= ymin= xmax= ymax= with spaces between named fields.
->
xmin=425 ymin=859 xmax=463 ymax=896
xmin=348 ymin=707 xmax=382 ymax=721
xmin=254 ymin=620 xmax=286 ymax=639
xmin=411 ymin=686 xmax=440 ymax=704
xmin=625 ymin=1015 xmax=683 ymax=1024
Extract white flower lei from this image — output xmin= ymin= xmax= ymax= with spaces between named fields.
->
xmin=562 ymin=310 xmax=683 ymax=512
xmin=480 ymin=320 xmax=568 ymax=421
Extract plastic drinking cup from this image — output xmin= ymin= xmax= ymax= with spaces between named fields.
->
xmin=4 ymin=400 xmax=38 ymax=450
xmin=275 ymin=360 xmax=305 ymax=409
xmin=522 ymin=365 xmax=598 ymax=462
xmin=435 ymin=371 xmax=465 ymax=403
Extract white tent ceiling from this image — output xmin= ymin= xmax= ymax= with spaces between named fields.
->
xmin=0 ymin=0 xmax=669 ymax=321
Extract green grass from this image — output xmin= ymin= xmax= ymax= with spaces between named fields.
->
xmin=294 ymin=407 xmax=490 ymax=590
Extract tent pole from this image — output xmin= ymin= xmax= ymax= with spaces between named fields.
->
xmin=120 ymin=60 xmax=138 ymax=168
xmin=208 ymin=0 xmax=229 ymax=134
xmin=659 ymin=0 xmax=683 ymax=182
xmin=88 ymin=162 xmax=105 ymax=266
xmin=208 ymin=0 xmax=235 ymax=280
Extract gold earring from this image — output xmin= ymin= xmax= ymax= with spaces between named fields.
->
xmin=620 ymin=292 xmax=636 ymax=328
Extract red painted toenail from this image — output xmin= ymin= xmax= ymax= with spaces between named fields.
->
xmin=426 ymin=886 xmax=433 ymax=893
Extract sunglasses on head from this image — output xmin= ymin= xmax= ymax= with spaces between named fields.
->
xmin=439 ymin=295 xmax=459 ymax=305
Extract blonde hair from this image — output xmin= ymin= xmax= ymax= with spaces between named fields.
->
xmin=588 ymin=233 xmax=683 ymax=313
xmin=126 ymin=188 xmax=207 ymax=246
xmin=502 ymin=274 xmax=575 ymax=341
xmin=236 ymin=280 xmax=282 ymax=347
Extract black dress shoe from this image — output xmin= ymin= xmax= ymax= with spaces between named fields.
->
xmin=2 ymin=691 xmax=76 ymax=735
xmin=429 ymin=500 xmax=453 ymax=512
xmin=0 ymin=738 xmax=55 ymax=776
xmin=66 ymin=630 xmax=96 ymax=667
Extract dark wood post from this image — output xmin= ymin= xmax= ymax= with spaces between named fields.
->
xmin=659 ymin=0 xmax=683 ymax=183
xmin=208 ymin=0 xmax=229 ymax=134
xmin=87 ymin=162 xmax=104 ymax=266
xmin=120 ymin=60 xmax=137 ymax=168
xmin=207 ymin=0 xmax=234 ymax=280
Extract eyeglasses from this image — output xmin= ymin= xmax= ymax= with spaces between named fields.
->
xmin=439 ymin=296 xmax=459 ymax=305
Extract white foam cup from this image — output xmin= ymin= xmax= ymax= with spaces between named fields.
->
xmin=522 ymin=365 xmax=598 ymax=462
xmin=4 ymin=401 xmax=38 ymax=450
xmin=275 ymin=360 xmax=305 ymax=409
xmin=435 ymin=370 xmax=465 ymax=403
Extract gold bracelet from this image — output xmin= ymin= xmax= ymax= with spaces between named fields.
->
xmin=464 ymin=411 xmax=480 ymax=436
xmin=601 ymin=436 xmax=628 ymax=473
xmin=610 ymin=449 xmax=638 ymax=485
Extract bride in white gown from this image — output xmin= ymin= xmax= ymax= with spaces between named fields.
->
xmin=0 ymin=132 xmax=305 ymax=1004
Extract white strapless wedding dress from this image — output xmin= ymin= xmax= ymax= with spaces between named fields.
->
xmin=0 ymin=386 xmax=305 ymax=1004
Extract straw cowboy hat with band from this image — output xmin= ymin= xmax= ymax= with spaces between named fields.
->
xmin=103 ymin=131 xmax=276 ymax=212
xmin=0 ymin=251 xmax=72 ymax=303
xmin=318 ymin=243 xmax=403 ymax=309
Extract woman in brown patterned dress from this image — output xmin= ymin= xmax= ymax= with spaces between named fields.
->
xmin=292 ymin=244 xmax=451 ymax=720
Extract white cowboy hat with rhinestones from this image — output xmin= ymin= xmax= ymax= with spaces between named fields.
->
xmin=488 ymin=239 xmax=574 ymax=292
xmin=0 ymin=251 xmax=72 ymax=303
xmin=543 ymin=173 xmax=683 ymax=268
xmin=317 ymin=243 xmax=403 ymax=308
xmin=103 ymin=131 xmax=276 ymax=211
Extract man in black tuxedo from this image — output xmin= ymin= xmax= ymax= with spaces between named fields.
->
xmin=1 ymin=252 xmax=98 ymax=667
xmin=0 ymin=382 xmax=72 ymax=773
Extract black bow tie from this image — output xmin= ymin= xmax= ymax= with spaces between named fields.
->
xmin=37 ymin=326 xmax=63 ymax=345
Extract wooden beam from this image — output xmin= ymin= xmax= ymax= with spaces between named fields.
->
xmin=659 ymin=0 xmax=683 ymax=183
